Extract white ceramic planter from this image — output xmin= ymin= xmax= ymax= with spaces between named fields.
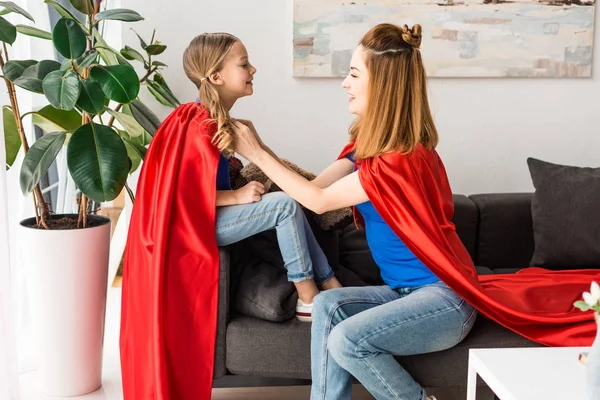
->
xmin=20 ymin=214 xmax=111 ymax=397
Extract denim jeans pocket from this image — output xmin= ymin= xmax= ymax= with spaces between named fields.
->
xmin=459 ymin=305 xmax=478 ymax=342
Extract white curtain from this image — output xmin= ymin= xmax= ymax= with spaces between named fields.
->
xmin=1 ymin=119 xmax=20 ymax=400
xmin=1 ymin=2 xmax=56 ymax=397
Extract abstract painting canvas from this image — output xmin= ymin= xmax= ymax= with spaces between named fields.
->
xmin=293 ymin=0 xmax=595 ymax=77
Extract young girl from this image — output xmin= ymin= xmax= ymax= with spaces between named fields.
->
xmin=121 ymin=33 xmax=342 ymax=400
xmin=181 ymin=33 xmax=342 ymax=320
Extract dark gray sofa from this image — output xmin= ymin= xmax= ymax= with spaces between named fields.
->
xmin=212 ymin=193 xmax=544 ymax=393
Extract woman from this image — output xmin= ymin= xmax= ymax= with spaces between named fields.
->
xmin=233 ymin=23 xmax=597 ymax=400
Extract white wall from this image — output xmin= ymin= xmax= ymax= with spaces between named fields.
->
xmin=122 ymin=0 xmax=600 ymax=195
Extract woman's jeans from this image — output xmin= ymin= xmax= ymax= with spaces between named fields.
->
xmin=215 ymin=192 xmax=334 ymax=284
xmin=310 ymin=281 xmax=478 ymax=400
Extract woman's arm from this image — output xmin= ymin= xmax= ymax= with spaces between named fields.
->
xmin=232 ymin=121 xmax=367 ymax=213
xmin=311 ymin=158 xmax=355 ymax=189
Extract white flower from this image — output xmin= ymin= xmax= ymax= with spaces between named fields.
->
xmin=582 ymin=281 xmax=600 ymax=307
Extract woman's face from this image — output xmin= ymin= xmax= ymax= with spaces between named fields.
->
xmin=341 ymin=46 xmax=369 ymax=117
xmin=215 ymin=41 xmax=257 ymax=105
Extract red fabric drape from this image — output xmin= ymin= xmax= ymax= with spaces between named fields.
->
xmin=338 ymin=142 xmax=597 ymax=347
xmin=120 ymin=103 xmax=220 ymax=399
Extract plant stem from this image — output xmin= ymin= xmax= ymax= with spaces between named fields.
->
xmin=107 ymin=103 xmax=123 ymax=128
xmin=78 ymin=68 xmax=92 ymax=228
xmin=139 ymin=66 xmax=157 ymax=83
xmin=0 ymin=44 xmax=49 ymax=229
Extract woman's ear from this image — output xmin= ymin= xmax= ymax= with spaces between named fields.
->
xmin=209 ymin=72 xmax=224 ymax=86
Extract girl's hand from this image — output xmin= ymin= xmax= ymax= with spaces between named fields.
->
xmin=232 ymin=120 xmax=264 ymax=163
xmin=235 ymin=181 xmax=265 ymax=204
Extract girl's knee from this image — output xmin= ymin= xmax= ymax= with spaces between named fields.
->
xmin=268 ymin=192 xmax=299 ymax=219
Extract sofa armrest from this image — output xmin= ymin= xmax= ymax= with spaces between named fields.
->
xmin=213 ymin=247 xmax=230 ymax=380
xmin=469 ymin=193 xmax=534 ymax=270
xmin=452 ymin=194 xmax=478 ymax=262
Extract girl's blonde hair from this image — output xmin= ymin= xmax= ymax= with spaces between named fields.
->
xmin=183 ymin=32 xmax=239 ymax=155
xmin=350 ymin=23 xmax=438 ymax=160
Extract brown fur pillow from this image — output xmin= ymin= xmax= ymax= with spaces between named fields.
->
xmin=228 ymin=157 xmax=353 ymax=231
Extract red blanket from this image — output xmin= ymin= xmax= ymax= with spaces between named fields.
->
xmin=339 ymin=142 xmax=598 ymax=347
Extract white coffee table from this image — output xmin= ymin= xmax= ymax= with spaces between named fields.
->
xmin=467 ymin=346 xmax=590 ymax=400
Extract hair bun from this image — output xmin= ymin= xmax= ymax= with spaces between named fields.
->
xmin=401 ymin=24 xmax=422 ymax=49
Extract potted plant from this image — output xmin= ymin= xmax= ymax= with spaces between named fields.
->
xmin=1 ymin=0 xmax=179 ymax=396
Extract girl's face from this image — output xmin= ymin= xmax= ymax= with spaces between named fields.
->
xmin=213 ymin=41 xmax=256 ymax=108
xmin=341 ymin=46 xmax=369 ymax=117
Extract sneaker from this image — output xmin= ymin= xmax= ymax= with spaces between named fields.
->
xmin=296 ymin=298 xmax=312 ymax=322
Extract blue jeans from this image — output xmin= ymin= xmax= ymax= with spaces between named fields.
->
xmin=215 ymin=192 xmax=334 ymax=284
xmin=310 ymin=281 xmax=477 ymax=400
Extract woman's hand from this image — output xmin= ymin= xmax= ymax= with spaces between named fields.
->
xmin=235 ymin=181 xmax=265 ymax=204
xmin=232 ymin=120 xmax=265 ymax=163
xmin=234 ymin=119 xmax=264 ymax=147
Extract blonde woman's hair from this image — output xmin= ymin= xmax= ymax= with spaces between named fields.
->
xmin=183 ymin=32 xmax=239 ymax=156
xmin=350 ymin=23 xmax=438 ymax=160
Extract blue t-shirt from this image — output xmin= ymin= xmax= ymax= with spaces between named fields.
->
xmin=216 ymin=154 xmax=231 ymax=190
xmin=347 ymin=152 xmax=439 ymax=289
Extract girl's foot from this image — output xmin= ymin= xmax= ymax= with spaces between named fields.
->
xmin=296 ymin=298 xmax=312 ymax=322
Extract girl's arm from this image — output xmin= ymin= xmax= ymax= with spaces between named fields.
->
xmin=216 ymin=181 xmax=265 ymax=207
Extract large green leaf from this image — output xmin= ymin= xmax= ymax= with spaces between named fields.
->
xmin=69 ymin=0 xmax=93 ymax=15
xmin=92 ymin=28 xmax=117 ymax=65
xmin=16 ymin=25 xmax=52 ymax=40
xmin=32 ymin=105 xmax=81 ymax=132
xmin=42 ymin=69 xmax=80 ymax=110
xmin=45 ymin=0 xmax=79 ymax=21
xmin=94 ymin=45 xmax=132 ymax=66
xmin=95 ymin=8 xmax=143 ymax=22
xmin=105 ymin=108 xmax=143 ymax=137
xmin=122 ymin=135 xmax=146 ymax=173
xmin=0 ymin=16 xmax=16 ymax=44
xmin=129 ymin=99 xmax=160 ymax=136
xmin=3 ymin=59 xmax=37 ymax=81
xmin=146 ymin=80 xmax=179 ymax=108
xmin=19 ymin=132 xmax=66 ymax=193
xmin=77 ymin=49 xmax=98 ymax=68
xmin=3 ymin=106 xmax=20 ymax=169
xmin=90 ymin=65 xmax=139 ymax=103
xmin=0 ymin=2 xmax=34 ymax=22
xmin=122 ymin=105 xmax=152 ymax=146
xmin=53 ymin=17 xmax=86 ymax=59
xmin=120 ymin=45 xmax=144 ymax=63
xmin=76 ymin=79 xmax=104 ymax=114
xmin=67 ymin=122 xmax=129 ymax=202
xmin=131 ymin=28 xmax=147 ymax=49
xmin=145 ymin=43 xmax=166 ymax=56
xmin=14 ymin=60 xmax=61 ymax=93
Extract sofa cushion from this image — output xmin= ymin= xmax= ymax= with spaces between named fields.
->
xmin=469 ymin=193 xmax=534 ymax=271
xmin=228 ymin=210 xmax=343 ymax=322
xmin=527 ymin=158 xmax=600 ymax=269
xmin=225 ymin=315 xmax=538 ymax=386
